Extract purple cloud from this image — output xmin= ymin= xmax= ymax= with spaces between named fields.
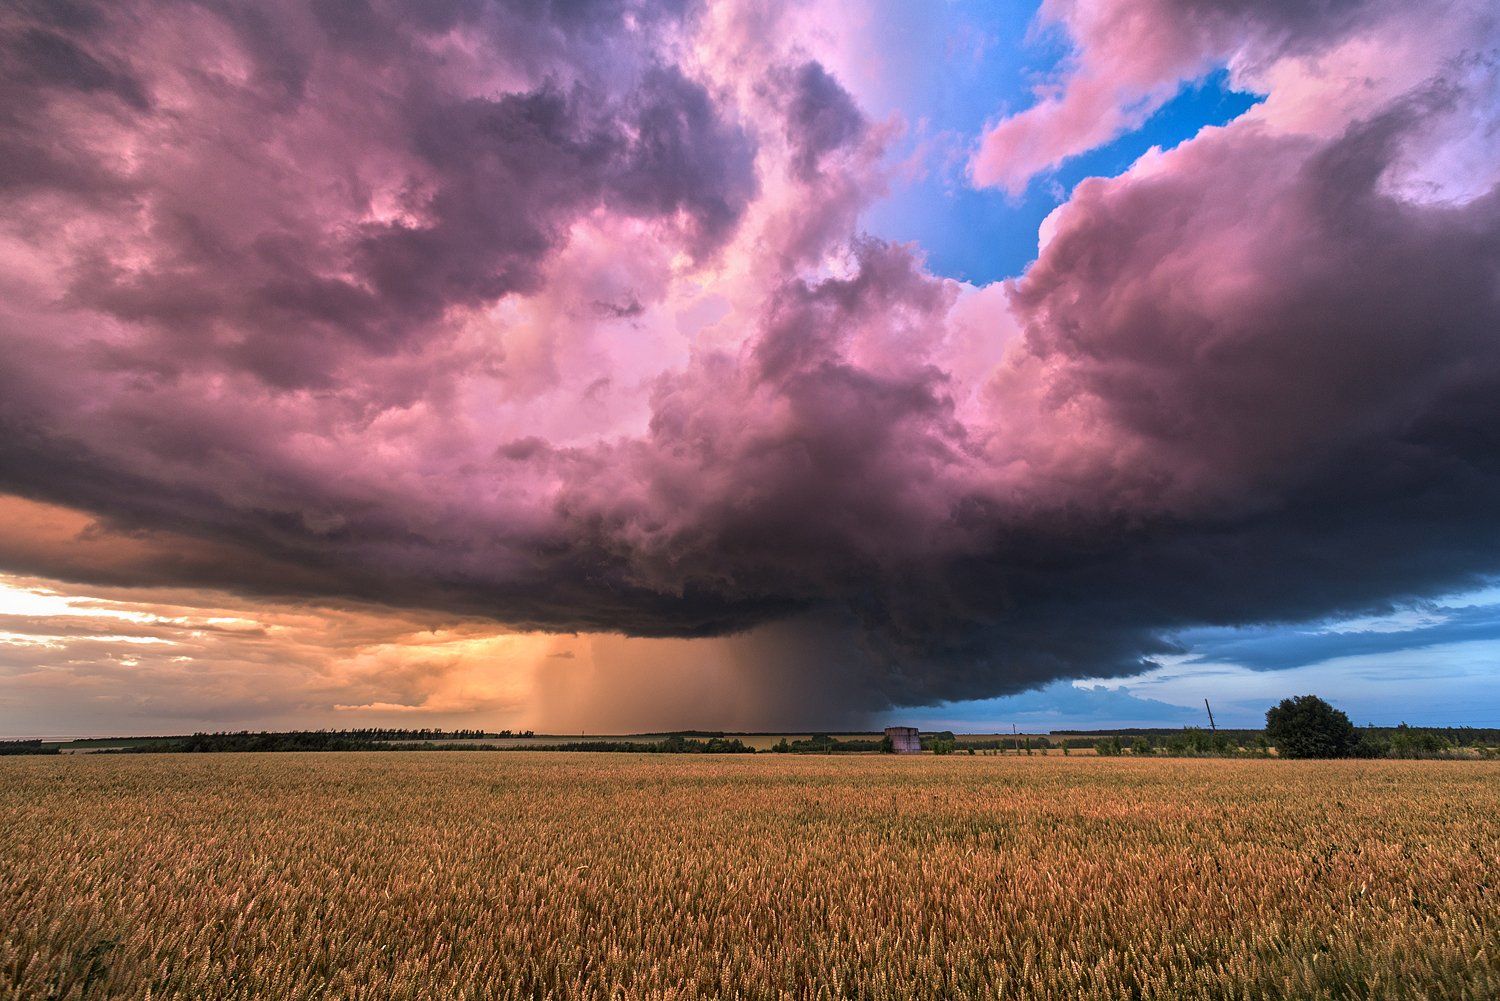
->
xmin=1 ymin=0 xmax=1498 ymax=715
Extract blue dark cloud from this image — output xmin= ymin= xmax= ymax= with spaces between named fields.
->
xmin=1172 ymin=592 xmax=1500 ymax=671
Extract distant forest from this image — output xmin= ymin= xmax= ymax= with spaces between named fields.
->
xmin=0 ymin=739 xmax=57 ymax=756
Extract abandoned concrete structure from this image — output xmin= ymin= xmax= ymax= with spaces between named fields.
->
xmin=884 ymin=726 xmax=921 ymax=754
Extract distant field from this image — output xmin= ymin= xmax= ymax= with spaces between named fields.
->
xmin=383 ymin=731 xmax=1060 ymax=751
xmin=2 ymin=755 xmax=1494 ymax=999
xmin=376 ymin=733 xmax=818 ymax=751
xmin=35 ymin=730 xmax=1076 ymax=754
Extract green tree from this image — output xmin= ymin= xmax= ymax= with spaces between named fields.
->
xmin=1265 ymin=695 xmax=1360 ymax=758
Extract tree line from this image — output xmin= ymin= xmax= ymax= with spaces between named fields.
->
xmin=4 ymin=698 xmax=1494 ymax=757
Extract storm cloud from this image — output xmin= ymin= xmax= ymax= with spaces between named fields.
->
xmin=1 ymin=0 xmax=1499 ymax=716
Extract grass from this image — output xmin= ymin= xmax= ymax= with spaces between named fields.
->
xmin=1 ymin=754 xmax=1494 ymax=999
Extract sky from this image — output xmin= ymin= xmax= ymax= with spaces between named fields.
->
xmin=2 ymin=0 xmax=1500 ymax=737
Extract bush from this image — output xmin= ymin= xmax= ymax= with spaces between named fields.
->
xmin=1094 ymin=736 xmax=1123 ymax=756
xmin=1387 ymin=723 xmax=1452 ymax=759
xmin=1265 ymin=696 xmax=1360 ymax=759
xmin=778 ymin=735 xmax=883 ymax=754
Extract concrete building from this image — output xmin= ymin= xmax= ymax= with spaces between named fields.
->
xmin=884 ymin=726 xmax=921 ymax=754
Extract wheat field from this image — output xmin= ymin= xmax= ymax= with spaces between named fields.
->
xmin=1 ymin=753 xmax=1495 ymax=1000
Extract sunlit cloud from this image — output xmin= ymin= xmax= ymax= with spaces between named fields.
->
xmin=1 ymin=1 xmax=1498 ymax=733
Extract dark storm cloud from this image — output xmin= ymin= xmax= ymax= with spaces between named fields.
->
xmin=1 ymin=0 xmax=1499 ymax=716
xmin=529 ymin=86 xmax=1500 ymax=707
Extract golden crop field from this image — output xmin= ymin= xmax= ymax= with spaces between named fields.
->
xmin=2 ymin=754 xmax=1495 ymax=1000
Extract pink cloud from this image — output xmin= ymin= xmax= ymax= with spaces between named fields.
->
xmin=970 ymin=0 xmax=1397 ymax=193
xmin=1 ymin=0 xmax=1498 ymax=719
